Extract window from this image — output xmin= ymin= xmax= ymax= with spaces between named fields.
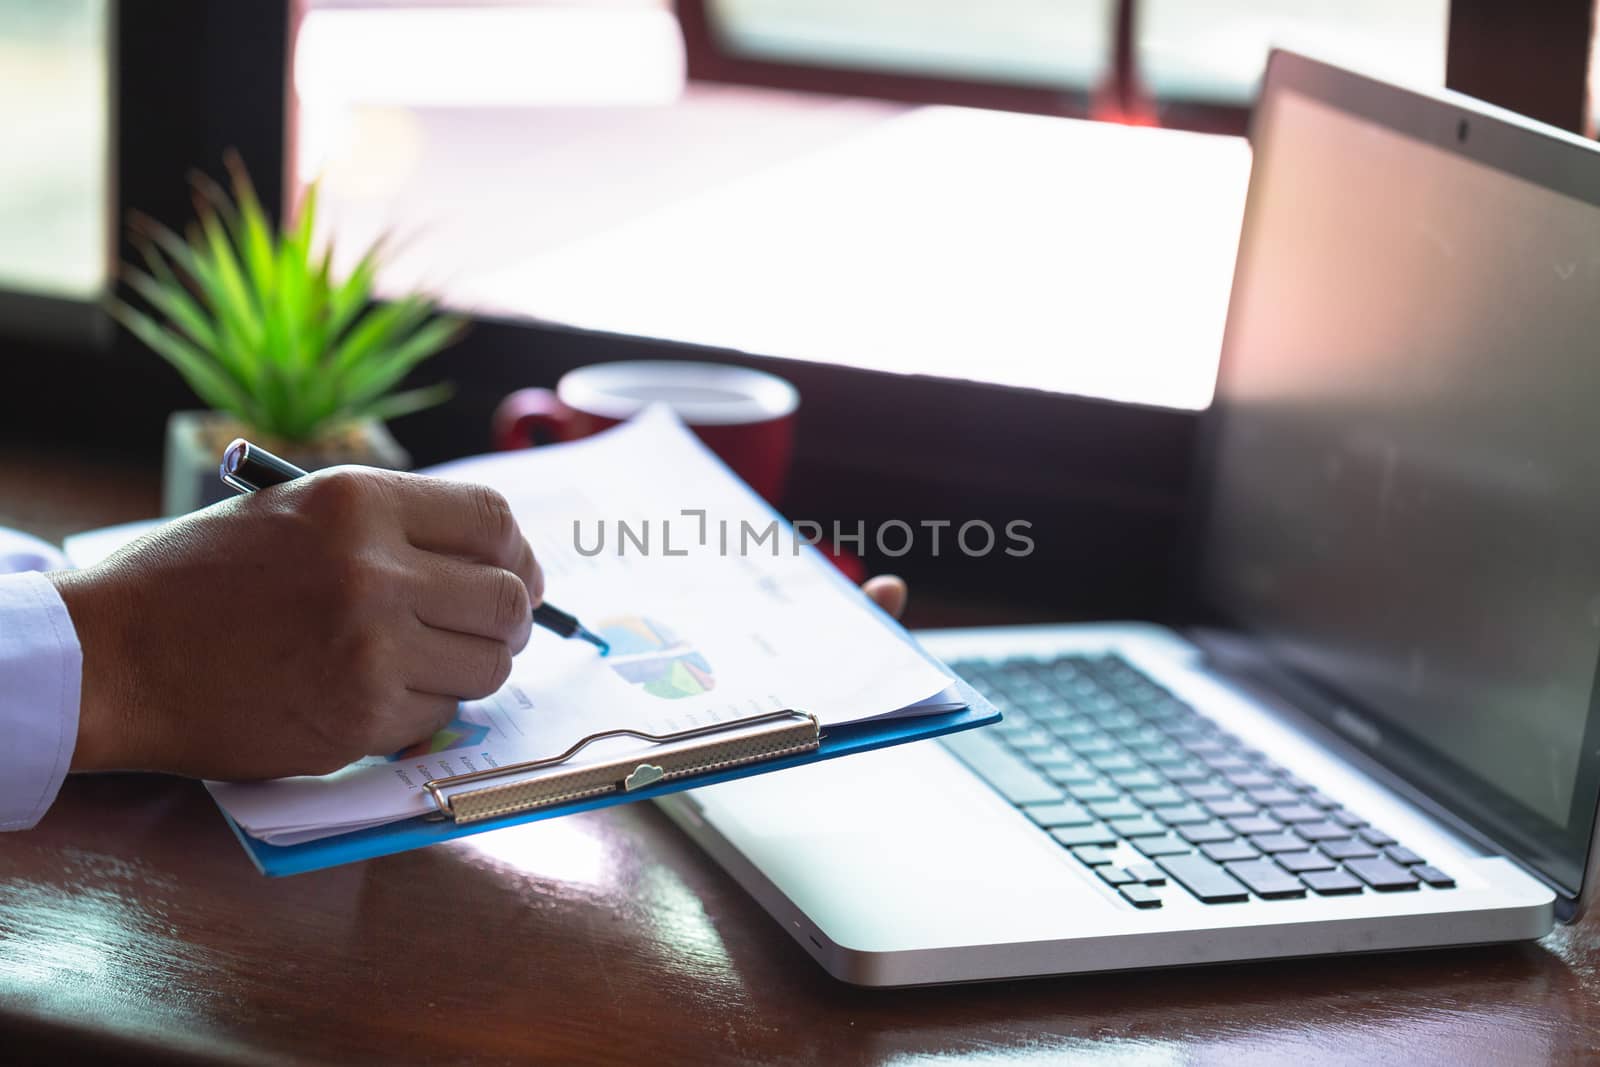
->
xmin=1137 ymin=0 xmax=1449 ymax=106
xmin=293 ymin=0 xmax=1248 ymax=411
xmin=0 ymin=0 xmax=110 ymax=302
xmin=707 ymin=0 xmax=1112 ymax=94
xmin=691 ymin=0 xmax=1453 ymax=128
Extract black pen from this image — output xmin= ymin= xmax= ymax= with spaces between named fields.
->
xmin=220 ymin=438 xmax=610 ymax=655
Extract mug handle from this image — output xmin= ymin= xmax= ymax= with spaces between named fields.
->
xmin=493 ymin=388 xmax=580 ymax=451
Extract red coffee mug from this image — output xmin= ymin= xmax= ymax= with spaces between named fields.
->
xmin=493 ymin=361 xmax=800 ymax=503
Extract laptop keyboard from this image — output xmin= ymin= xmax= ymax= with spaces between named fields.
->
xmin=943 ymin=653 xmax=1457 ymax=909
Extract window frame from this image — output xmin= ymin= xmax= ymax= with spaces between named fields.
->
xmin=677 ymin=0 xmax=1106 ymax=122
xmin=1 ymin=0 xmax=293 ymax=444
xmin=681 ymin=0 xmax=1595 ymax=137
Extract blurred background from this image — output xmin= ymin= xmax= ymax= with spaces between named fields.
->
xmin=1 ymin=0 xmax=1592 ymax=612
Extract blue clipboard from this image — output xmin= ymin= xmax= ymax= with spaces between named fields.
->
xmin=221 ymin=417 xmax=1000 ymax=877
xmin=228 ymin=686 xmax=997 ymax=877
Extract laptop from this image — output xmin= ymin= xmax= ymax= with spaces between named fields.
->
xmin=655 ymin=50 xmax=1600 ymax=985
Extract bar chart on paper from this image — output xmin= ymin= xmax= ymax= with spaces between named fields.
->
xmin=598 ymin=616 xmax=716 ymax=699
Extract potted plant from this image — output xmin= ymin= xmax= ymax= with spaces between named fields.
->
xmin=113 ymin=155 xmax=461 ymax=515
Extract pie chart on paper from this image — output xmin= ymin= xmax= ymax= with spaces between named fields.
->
xmin=597 ymin=616 xmax=716 ymax=700
xmin=390 ymin=715 xmax=490 ymax=761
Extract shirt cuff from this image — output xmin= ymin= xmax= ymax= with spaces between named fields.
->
xmin=0 ymin=571 xmax=82 ymax=830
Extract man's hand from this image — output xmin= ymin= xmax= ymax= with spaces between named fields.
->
xmin=49 ymin=468 xmax=542 ymax=781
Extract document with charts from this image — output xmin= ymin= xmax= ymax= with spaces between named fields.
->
xmin=202 ymin=408 xmax=962 ymax=845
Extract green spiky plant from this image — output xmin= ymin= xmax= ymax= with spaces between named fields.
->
xmin=113 ymin=155 xmax=460 ymax=446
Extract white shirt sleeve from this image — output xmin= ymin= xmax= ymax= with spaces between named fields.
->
xmin=0 ymin=529 xmax=82 ymax=830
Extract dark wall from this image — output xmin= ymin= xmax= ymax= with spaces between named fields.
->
xmin=391 ymin=318 xmax=1199 ymax=619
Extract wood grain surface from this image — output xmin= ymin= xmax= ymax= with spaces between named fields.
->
xmin=3 ymin=445 xmax=1597 ymax=1065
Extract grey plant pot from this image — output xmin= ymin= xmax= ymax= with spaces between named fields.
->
xmin=162 ymin=410 xmax=413 ymax=516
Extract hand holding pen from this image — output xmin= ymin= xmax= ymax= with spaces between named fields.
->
xmin=222 ymin=439 xmax=609 ymax=653
xmin=55 ymin=448 xmax=582 ymax=781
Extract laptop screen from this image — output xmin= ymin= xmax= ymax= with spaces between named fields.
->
xmin=1198 ymin=66 xmax=1600 ymax=896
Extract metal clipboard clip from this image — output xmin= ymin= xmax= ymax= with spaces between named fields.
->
xmin=420 ymin=709 xmax=821 ymax=825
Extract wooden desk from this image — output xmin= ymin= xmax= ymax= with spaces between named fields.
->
xmin=3 ymin=446 xmax=1599 ymax=1065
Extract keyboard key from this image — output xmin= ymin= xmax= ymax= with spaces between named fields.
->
xmin=942 ymin=731 xmax=1066 ymax=806
xmin=1385 ymin=846 xmax=1425 ymax=866
xmin=1132 ymin=834 xmax=1194 ymax=858
xmin=1026 ymin=704 xmax=1072 ymax=723
xmin=1278 ymin=774 xmax=1315 ymax=792
xmin=1109 ymin=816 xmax=1167 ymax=838
xmin=1157 ymin=853 xmax=1251 ymax=903
xmin=1126 ymin=863 xmax=1167 ymax=885
xmin=1178 ymin=821 xmax=1237 ymax=844
xmin=1344 ymin=857 xmax=1421 ymax=891
xmin=1109 ymin=769 xmax=1165 ymax=791
xmin=1088 ymin=751 xmax=1142 ymax=773
xmin=1201 ymin=753 xmax=1255 ymax=773
xmin=1008 ymin=734 xmax=1060 ymax=754
xmin=1154 ymin=803 xmax=1212 ymax=826
xmin=1118 ymin=883 xmax=1162 ymax=908
xmin=1183 ymin=782 xmax=1234 ymax=801
xmin=1161 ymin=722 xmax=1217 ymax=744
xmin=1246 ymin=786 xmax=1300 ymax=806
xmin=1162 ymin=764 xmax=1212 ymax=784
xmin=1301 ymin=869 xmax=1364 ymax=895
xmin=1090 ymin=710 xmax=1140 ymax=733
xmin=1202 ymin=839 xmax=1260 ymax=863
xmin=1226 ymin=815 xmax=1282 ymax=836
xmin=1052 ymin=718 xmax=1099 ymax=740
xmin=1330 ymin=808 xmax=1368 ymax=829
xmin=1223 ymin=769 xmax=1276 ymax=789
xmin=1106 ymin=724 xmax=1160 ymax=746
xmin=1293 ymin=821 xmax=1350 ymax=842
xmin=1098 ymin=866 xmax=1138 ymax=886
xmin=1179 ymin=736 xmax=1231 ymax=757
xmin=1415 ymin=865 xmax=1456 ymax=888
xmin=1088 ymin=799 xmax=1143 ymax=820
xmin=1320 ymin=838 xmax=1380 ymax=860
xmin=992 ymin=721 xmax=1042 ymax=743
xmin=1225 ymin=858 xmax=1308 ymax=899
xmin=1267 ymin=803 xmax=1323 ymax=824
xmin=1129 ymin=785 xmax=1187 ymax=808
xmin=1142 ymin=708 xmax=1193 ymax=729
xmin=1125 ymin=738 xmax=1184 ymax=760
xmin=1249 ymin=831 xmax=1307 ymax=853
xmin=1022 ymin=801 xmax=1095 ymax=828
xmin=1204 ymin=798 xmax=1259 ymax=818
xmin=1068 ymin=735 xmax=1118 ymax=756
xmin=1072 ymin=845 xmax=1117 ymax=866
xmin=1067 ymin=781 xmax=1121 ymax=803
xmin=1041 ymin=763 xmax=1100 ymax=786
xmin=1274 ymin=850 xmax=1336 ymax=873
xmin=1050 ymin=823 xmax=1117 ymax=848
xmin=1303 ymin=790 xmax=1342 ymax=809
xmin=1360 ymin=827 xmax=1398 ymax=848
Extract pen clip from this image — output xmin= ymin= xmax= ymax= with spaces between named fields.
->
xmin=220 ymin=469 xmax=256 ymax=495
